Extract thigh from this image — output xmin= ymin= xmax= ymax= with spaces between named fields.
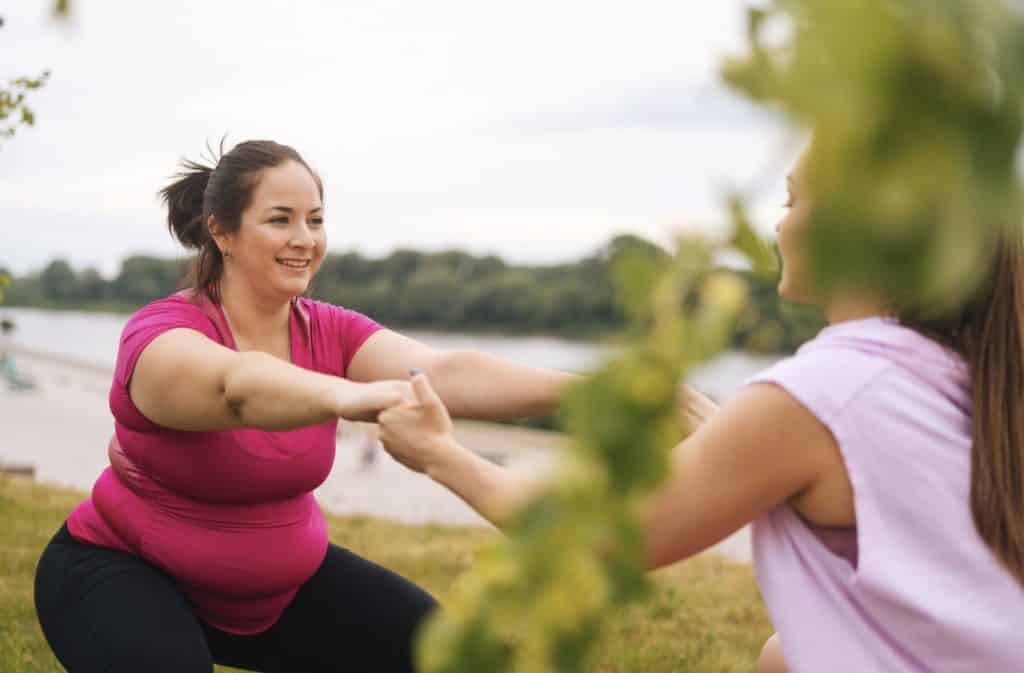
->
xmin=34 ymin=524 xmax=213 ymax=673
xmin=261 ymin=543 xmax=439 ymax=673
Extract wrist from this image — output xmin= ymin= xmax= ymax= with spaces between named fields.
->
xmin=328 ymin=378 xmax=361 ymax=417
xmin=425 ymin=436 xmax=475 ymax=486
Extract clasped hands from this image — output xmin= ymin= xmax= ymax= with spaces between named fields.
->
xmin=362 ymin=370 xmax=458 ymax=475
xmin=356 ymin=371 xmax=718 ymax=477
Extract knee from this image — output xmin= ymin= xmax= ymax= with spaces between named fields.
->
xmin=758 ymin=634 xmax=788 ymax=673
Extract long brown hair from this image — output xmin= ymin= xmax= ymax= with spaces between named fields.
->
xmin=903 ymin=233 xmax=1024 ymax=587
xmin=158 ymin=139 xmax=323 ymax=302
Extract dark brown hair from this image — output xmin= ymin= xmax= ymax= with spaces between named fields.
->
xmin=159 ymin=139 xmax=323 ymax=302
xmin=902 ymin=233 xmax=1024 ymax=587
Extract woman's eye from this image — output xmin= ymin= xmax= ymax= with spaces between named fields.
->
xmin=310 ymin=217 xmax=324 ymax=227
xmin=269 ymin=216 xmax=289 ymax=224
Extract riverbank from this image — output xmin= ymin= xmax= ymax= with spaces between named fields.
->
xmin=0 ymin=346 xmax=753 ymax=560
xmin=0 ymin=477 xmax=771 ymax=673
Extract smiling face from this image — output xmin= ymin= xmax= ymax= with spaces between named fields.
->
xmin=212 ymin=160 xmax=326 ymax=303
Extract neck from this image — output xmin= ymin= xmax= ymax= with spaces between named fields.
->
xmin=824 ymin=293 xmax=888 ymax=325
xmin=216 ymin=274 xmax=291 ymax=345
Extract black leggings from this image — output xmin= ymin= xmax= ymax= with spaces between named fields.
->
xmin=34 ymin=523 xmax=438 ymax=673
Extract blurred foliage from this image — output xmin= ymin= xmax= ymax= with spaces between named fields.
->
xmin=723 ymin=0 xmax=1024 ymax=314
xmin=2 ymin=237 xmax=823 ymax=354
xmin=414 ymin=232 xmax=768 ymax=673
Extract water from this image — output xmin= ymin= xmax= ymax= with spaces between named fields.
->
xmin=1 ymin=307 xmax=781 ymax=400
xmin=1 ymin=307 xmax=781 ymax=557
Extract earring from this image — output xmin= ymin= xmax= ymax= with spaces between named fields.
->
xmin=223 ymin=249 xmax=232 ymax=259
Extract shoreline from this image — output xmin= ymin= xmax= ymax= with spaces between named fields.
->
xmin=2 ymin=303 xmax=611 ymax=344
xmin=0 ymin=345 xmax=752 ymax=562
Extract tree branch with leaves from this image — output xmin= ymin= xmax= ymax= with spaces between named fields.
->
xmin=1 ymin=1 xmax=71 ymax=144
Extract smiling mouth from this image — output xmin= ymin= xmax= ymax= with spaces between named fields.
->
xmin=277 ymin=258 xmax=311 ymax=269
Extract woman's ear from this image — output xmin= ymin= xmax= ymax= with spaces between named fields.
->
xmin=208 ymin=215 xmax=229 ymax=255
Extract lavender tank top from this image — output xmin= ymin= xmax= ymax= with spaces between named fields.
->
xmin=747 ymin=317 xmax=1024 ymax=672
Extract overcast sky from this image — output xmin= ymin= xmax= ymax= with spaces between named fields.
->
xmin=2 ymin=1 xmax=799 ymax=277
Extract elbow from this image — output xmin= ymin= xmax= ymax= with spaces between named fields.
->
xmin=640 ymin=509 xmax=690 ymax=571
xmin=221 ymin=351 xmax=266 ymax=422
xmin=644 ymin=533 xmax=694 ymax=571
xmin=423 ymin=350 xmax=475 ymax=413
xmin=644 ymin=542 xmax=680 ymax=572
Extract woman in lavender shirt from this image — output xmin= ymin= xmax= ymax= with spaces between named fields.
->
xmin=379 ymin=155 xmax=1024 ymax=672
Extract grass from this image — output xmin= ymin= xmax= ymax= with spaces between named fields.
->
xmin=0 ymin=477 xmax=771 ymax=673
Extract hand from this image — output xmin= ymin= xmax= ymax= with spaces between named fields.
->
xmin=335 ymin=379 xmax=415 ymax=423
xmin=378 ymin=373 xmax=457 ymax=474
xmin=678 ymin=384 xmax=719 ymax=433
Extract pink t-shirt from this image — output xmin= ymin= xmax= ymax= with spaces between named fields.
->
xmin=748 ymin=317 xmax=1024 ymax=672
xmin=67 ymin=291 xmax=381 ymax=634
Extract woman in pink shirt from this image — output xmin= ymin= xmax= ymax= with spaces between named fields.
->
xmin=378 ymin=156 xmax=1024 ymax=672
xmin=33 ymin=140 xmax=576 ymax=673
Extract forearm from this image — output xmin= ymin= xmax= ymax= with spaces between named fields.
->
xmin=427 ymin=437 xmax=538 ymax=528
xmin=221 ymin=351 xmax=361 ymax=430
xmin=427 ymin=350 xmax=578 ymax=419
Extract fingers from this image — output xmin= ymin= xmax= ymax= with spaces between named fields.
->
xmin=409 ymin=370 xmax=442 ymax=408
xmin=397 ymin=381 xmax=417 ymax=405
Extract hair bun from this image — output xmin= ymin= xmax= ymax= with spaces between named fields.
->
xmin=159 ymin=160 xmax=214 ymax=251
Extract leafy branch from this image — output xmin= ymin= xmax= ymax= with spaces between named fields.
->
xmin=0 ymin=71 xmax=52 ymax=140
xmin=1 ymin=1 xmax=72 ymax=143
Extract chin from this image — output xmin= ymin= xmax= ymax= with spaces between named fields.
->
xmin=273 ymin=280 xmax=311 ymax=299
xmin=777 ymin=277 xmax=791 ymax=301
xmin=777 ymin=279 xmax=817 ymax=306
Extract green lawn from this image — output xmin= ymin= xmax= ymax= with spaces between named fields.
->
xmin=0 ymin=477 xmax=771 ymax=673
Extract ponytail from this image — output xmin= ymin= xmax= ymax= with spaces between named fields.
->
xmin=160 ymin=159 xmax=214 ymax=250
xmin=158 ymin=158 xmax=224 ymax=301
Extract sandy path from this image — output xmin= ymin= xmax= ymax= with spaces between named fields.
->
xmin=0 ymin=347 xmax=750 ymax=562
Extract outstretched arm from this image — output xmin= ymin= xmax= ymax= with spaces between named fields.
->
xmin=132 ymin=329 xmax=413 ymax=432
xmin=379 ymin=374 xmax=837 ymax=569
xmin=347 ymin=330 xmax=577 ymax=419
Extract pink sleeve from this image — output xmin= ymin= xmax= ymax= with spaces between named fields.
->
xmin=336 ymin=307 xmax=382 ymax=376
xmin=114 ymin=295 xmax=214 ymax=390
xmin=303 ymin=299 xmax=382 ymax=377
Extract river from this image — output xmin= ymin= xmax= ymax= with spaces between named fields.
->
xmin=0 ymin=306 xmax=782 ymax=401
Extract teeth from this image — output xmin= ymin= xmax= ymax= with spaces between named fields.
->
xmin=277 ymin=259 xmax=310 ymax=268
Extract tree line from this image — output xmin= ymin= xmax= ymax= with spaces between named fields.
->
xmin=1 ymin=234 xmax=824 ymax=353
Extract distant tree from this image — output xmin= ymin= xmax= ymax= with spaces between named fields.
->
xmin=110 ymin=255 xmax=184 ymax=305
xmin=76 ymin=267 xmax=108 ymax=303
xmin=399 ymin=264 xmax=464 ymax=325
xmin=39 ymin=259 xmax=76 ymax=302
